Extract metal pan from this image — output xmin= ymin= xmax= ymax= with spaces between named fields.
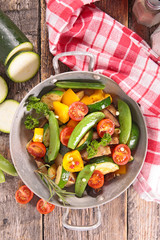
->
xmin=10 ymin=51 xmax=147 ymax=230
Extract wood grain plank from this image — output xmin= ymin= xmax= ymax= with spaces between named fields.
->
xmin=41 ymin=0 xmax=128 ymax=239
xmin=127 ymin=186 xmax=160 ymax=240
xmin=0 ymin=1 xmax=42 ymax=239
xmin=96 ymin=0 xmax=128 ymax=26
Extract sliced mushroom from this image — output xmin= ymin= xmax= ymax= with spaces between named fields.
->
xmin=65 ymin=172 xmax=77 ymax=187
xmin=102 ymin=108 xmax=120 ymax=127
xmin=106 ymin=104 xmax=117 ymax=116
xmin=92 ymin=131 xmax=99 ymax=140
xmin=81 ymin=145 xmax=111 ymax=161
xmin=109 ymin=136 xmax=119 ymax=145
xmin=35 ymin=158 xmax=48 ymax=174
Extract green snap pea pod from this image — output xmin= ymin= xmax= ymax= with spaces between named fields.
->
xmin=0 ymin=153 xmax=18 ymax=176
xmin=55 ymin=81 xmax=105 ymax=90
xmin=48 ymin=111 xmax=60 ymax=162
xmin=0 ymin=169 xmax=5 ymax=183
xmin=75 ymin=164 xmax=96 ymax=198
xmin=118 ymin=99 xmax=132 ymax=144
xmin=127 ymin=122 xmax=140 ymax=150
xmin=68 ymin=112 xmax=105 ymax=149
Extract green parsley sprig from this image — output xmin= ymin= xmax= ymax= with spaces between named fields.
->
xmin=24 ymin=96 xmax=50 ymax=129
xmin=87 ymin=133 xmax=112 ymax=159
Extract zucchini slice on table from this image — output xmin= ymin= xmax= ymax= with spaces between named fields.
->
xmin=0 ymin=10 xmax=33 ymax=65
xmin=0 ymin=76 xmax=8 ymax=103
xmin=55 ymin=81 xmax=105 ymax=89
xmin=0 ymin=100 xmax=19 ymax=133
xmin=6 ymin=51 xmax=40 ymax=83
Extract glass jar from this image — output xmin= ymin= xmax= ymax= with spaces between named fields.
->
xmin=133 ymin=0 xmax=160 ymax=27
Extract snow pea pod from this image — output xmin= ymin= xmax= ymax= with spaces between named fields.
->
xmin=0 ymin=153 xmax=18 ymax=176
xmin=48 ymin=111 xmax=60 ymax=162
xmin=68 ymin=112 xmax=105 ymax=149
xmin=118 ymin=99 xmax=132 ymax=144
xmin=0 ymin=169 xmax=5 ymax=183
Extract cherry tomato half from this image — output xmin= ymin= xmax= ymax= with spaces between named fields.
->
xmin=60 ymin=127 xmax=74 ymax=146
xmin=88 ymin=170 xmax=104 ymax=189
xmin=37 ymin=199 xmax=55 ymax=214
xmin=27 ymin=141 xmax=46 ymax=158
xmin=15 ymin=185 xmax=34 ymax=204
xmin=69 ymin=102 xmax=88 ymax=121
xmin=97 ymin=119 xmax=115 ymax=137
xmin=112 ymin=144 xmax=131 ymax=165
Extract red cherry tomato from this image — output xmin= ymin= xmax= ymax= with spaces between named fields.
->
xmin=27 ymin=141 xmax=46 ymax=158
xmin=88 ymin=170 xmax=104 ymax=189
xmin=60 ymin=127 xmax=74 ymax=146
xmin=37 ymin=199 xmax=55 ymax=214
xmin=69 ymin=102 xmax=88 ymax=121
xmin=15 ymin=185 xmax=34 ymax=204
xmin=112 ymin=144 xmax=131 ymax=165
xmin=97 ymin=119 xmax=115 ymax=137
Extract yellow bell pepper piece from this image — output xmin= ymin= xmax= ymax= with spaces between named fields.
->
xmin=53 ymin=101 xmax=69 ymax=124
xmin=61 ymin=89 xmax=80 ymax=106
xmin=81 ymin=95 xmax=93 ymax=105
xmin=33 ymin=128 xmax=44 ymax=142
xmin=63 ymin=150 xmax=84 ymax=172
xmin=81 ymin=91 xmax=112 ymax=105
xmin=89 ymin=90 xmax=105 ymax=102
xmin=115 ymin=165 xmax=127 ymax=175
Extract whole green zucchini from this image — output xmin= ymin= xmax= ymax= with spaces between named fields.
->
xmin=0 ymin=10 xmax=33 ymax=65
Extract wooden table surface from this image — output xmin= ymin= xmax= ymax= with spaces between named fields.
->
xmin=0 ymin=0 xmax=159 ymax=239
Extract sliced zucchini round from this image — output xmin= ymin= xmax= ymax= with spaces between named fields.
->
xmin=55 ymin=165 xmax=70 ymax=189
xmin=88 ymin=96 xmax=111 ymax=112
xmin=0 ymin=99 xmax=19 ymax=133
xmin=43 ymin=123 xmax=50 ymax=147
xmin=76 ymin=129 xmax=93 ymax=151
xmin=0 ymin=76 xmax=8 ymax=103
xmin=89 ymin=156 xmax=119 ymax=175
xmin=6 ymin=51 xmax=40 ymax=82
xmin=0 ymin=10 xmax=33 ymax=65
xmin=5 ymin=42 xmax=33 ymax=65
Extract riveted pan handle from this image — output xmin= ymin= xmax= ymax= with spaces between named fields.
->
xmin=62 ymin=206 xmax=101 ymax=231
xmin=53 ymin=51 xmax=95 ymax=74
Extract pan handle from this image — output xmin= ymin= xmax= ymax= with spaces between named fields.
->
xmin=53 ymin=51 xmax=95 ymax=74
xmin=62 ymin=206 xmax=101 ymax=231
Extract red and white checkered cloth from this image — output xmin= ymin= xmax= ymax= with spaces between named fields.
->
xmin=46 ymin=0 xmax=160 ymax=202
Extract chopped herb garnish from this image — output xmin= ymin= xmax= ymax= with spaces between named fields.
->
xmin=24 ymin=115 xmax=39 ymax=130
xmin=87 ymin=133 xmax=112 ymax=158
xmin=24 ymin=96 xmax=50 ymax=129
xmin=26 ymin=96 xmax=50 ymax=116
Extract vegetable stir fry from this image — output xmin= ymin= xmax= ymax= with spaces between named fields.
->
xmin=24 ymin=81 xmax=139 ymax=203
